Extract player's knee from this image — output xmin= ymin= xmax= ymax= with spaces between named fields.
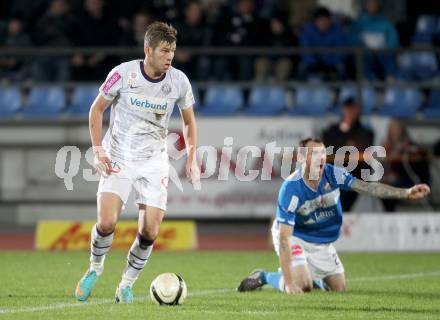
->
xmin=331 ymin=282 xmax=347 ymax=292
xmin=97 ymin=220 xmax=116 ymax=235
xmin=302 ymin=280 xmax=313 ymax=292
xmin=140 ymin=225 xmax=160 ymax=241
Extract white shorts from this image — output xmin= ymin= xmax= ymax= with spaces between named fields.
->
xmin=97 ymin=152 xmax=169 ymax=210
xmin=271 ymin=222 xmax=344 ymax=280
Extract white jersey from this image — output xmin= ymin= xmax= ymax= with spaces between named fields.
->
xmin=99 ymin=60 xmax=194 ymax=161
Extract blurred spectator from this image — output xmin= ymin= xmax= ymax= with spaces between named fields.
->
xmin=120 ymin=10 xmax=155 ymax=47
xmin=8 ymin=0 xmax=48 ymax=29
xmin=212 ymin=0 xmax=268 ymax=80
xmin=143 ymin=0 xmax=183 ymax=25
xmin=33 ymin=0 xmax=75 ymax=47
xmin=322 ymin=97 xmax=374 ymax=211
xmin=72 ymin=0 xmax=120 ymax=81
xmin=103 ymin=0 xmax=143 ymax=37
xmin=289 ymin=0 xmax=318 ymax=33
xmin=0 ymin=15 xmax=31 ymax=82
xmin=253 ymin=14 xmax=296 ymax=82
xmin=31 ymin=0 xmax=75 ymax=82
xmin=318 ymin=0 xmax=358 ymax=20
xmin=407 ymin=1 xmax=440 ymax=45
xmin=350 ymin=0 xmax=399 ymax=80
xmin=381 ymin=119 xmax=430 ymax=211
xmin=360 ymin=0 xmax=406 ymax=25
xmin=201 ymin=0 xmax=228 ymax=25
xmin=299 ymin=7 xmax=347 ymax=81
xmin=175 ymin=0 xmax=212 ymax=80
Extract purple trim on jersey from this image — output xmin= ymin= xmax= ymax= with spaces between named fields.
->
xmin=140 ymin=61 xmax=166 ymax=83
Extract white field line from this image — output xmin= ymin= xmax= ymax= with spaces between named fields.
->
xmin=0 ymin=271 xmax=439 ymax=315
xmin=0 ymin=289 xmax=231 ymax=315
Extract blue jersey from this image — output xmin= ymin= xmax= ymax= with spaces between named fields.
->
xmin=275 ymin=164 xmax=356 ymax=244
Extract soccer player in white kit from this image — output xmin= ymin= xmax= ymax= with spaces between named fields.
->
xmin=75 ymin=22 xmax=199 ymax=303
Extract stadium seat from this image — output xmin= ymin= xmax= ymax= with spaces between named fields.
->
xmin=424 ymin=108 xmax=440 ymax=117
xmin=397 ymin=53 xmax=413 ymax=79
xmin=336 ymin=86 xmax=376 ymax=114
xmin=199 ymin=86 xmax=243 ymax=116
xmin=245 ymin=86 xmax=285 ymax=116
xmin=398 ymin=52 xmax=438 ymax=80
xmin=362 ymin=87 xmax=376 ymax=114
xmin=381 ymin=87 xmax=422 ymax=118
xmin=0 ymin=87 xmax=21 ymax=117
xmin=423 ymin=89 xmax=440 ymax=118
xmin=290 ymin=86 xmax=333 ymax=115
xmin=23 ymin=86 xmax=66 ymax=118
xmin=67 ymin=85 xmax=100 ymax=116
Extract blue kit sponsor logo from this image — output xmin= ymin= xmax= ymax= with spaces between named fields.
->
xmin=130 ymin=97 xmax=167 ymax=112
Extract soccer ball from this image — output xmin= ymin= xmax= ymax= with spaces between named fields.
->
xmin=149 ymin=273 xmax=187 ymax=305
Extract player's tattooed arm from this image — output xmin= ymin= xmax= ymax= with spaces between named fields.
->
xmin=350 ymin=179 xmax=430 ymax=200
xmin=350 ymin=179 xmax=407 ymax=199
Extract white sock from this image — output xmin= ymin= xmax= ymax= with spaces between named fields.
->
xmin=120 ymin=234 xmax=153 ymax=287
xmin=89 ymin=224 xmax=114 ymax=276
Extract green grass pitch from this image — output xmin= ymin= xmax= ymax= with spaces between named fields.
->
xmin=0 ymin=251 xmax=439 ymax=319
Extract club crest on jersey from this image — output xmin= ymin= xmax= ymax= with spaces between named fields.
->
xmin=129 ymin=94 xmax=168 ymax=114
xmin=128 ymin=72 xmax=139 ymax=87
xmin=161 ymin=83 xmax=172 ymax=95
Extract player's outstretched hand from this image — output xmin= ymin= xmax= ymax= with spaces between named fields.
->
xmin=284 ymin=283 xmax=304 ymax=295
xmin=93 ymin=146 xmax=112 ymax=176
xmin=407 ymin=184 xmax=430 ymax=200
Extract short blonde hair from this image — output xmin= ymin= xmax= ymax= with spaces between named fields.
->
xmin=144 ymin=22 xmax=177 ymax=48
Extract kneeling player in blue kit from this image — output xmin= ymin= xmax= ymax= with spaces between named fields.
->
xmin=237 ymin=137 xmax=430 ymax=294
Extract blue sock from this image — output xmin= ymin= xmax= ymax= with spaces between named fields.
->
xmin=262 ymin=272 xmax=282 ymax=291
xmin=313 ymin=279 xmax=330 ymax=291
